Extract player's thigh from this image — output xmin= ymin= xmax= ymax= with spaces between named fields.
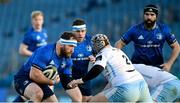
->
xmin=101 ymin=86 xmax=131 ymax=102
xmin=66 ymin=87 xmax=82 ymax=102
xmin=138 ymin=80 xmax=153 ymax=102
xmin=79 ymin=81 xmax=92 ymax=102
xmin=42 ymin=94 xmax=58 ymax=102
xmin=101 ymin=81 xmax=147 ymax=102
xmin=89 ymin=92 xmax=108 ymax=102
xmin=14 ymin=78 xmax=39 ymax=100
xmin=24 ymin=82 xmax=43 ymax=99
xmin=151 ymin=80 xmax=180 ymax=102
xmin=173 ymin=80 xmax=180 ymax=100
xmin=79 ymin=81 xmax=92 ymax=96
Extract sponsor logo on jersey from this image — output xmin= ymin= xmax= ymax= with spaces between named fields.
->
xmin=139 ymin=44 xmax=160 ymax=48
xmin=72 ymin=53 xmax=89 ymax=61
xmin=72 ymin=57 xmax=89 ymax=61
xmin=78 ymin=53 xmax=84 ymax=57
xmin=147 ymin=40 xmax=153 ymax=44
xmin=42 ymin=39 xmax=46 ymax=42
xmin=36 ymin=41 xmax=47 ymax=46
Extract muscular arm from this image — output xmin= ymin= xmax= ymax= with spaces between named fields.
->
xmin=114 ymin=39 xmax=126 ymax=49
xmin=29 ymin=66 xmax=54 ymax=85
xmin=19 ymin=43 xmax=33 ymax=56
xmin=161 ymin=41 xmax=180 ymax=71
xmin=169 ymin=42 xmax=180 ymax=63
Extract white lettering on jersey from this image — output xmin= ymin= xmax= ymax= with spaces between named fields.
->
xmin=94 ymin=46 xmax=144 ymax=86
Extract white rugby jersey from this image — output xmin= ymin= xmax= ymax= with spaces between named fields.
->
xmin=94 ymin=46 xmax=144 ymax=86
xmin=133 ymin=64 xmax=178 ymax=88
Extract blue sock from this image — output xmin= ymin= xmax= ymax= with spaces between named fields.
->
xmin=13 ymin=96 xmax=25 ymax=102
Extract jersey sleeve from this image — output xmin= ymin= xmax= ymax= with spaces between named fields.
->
xmin=22 ymin=33 xmax=32 ymax=45
xmin=43 ymin=29 xmax=48 ymax=39
xmin=120 ymin=26 xmax=135 ymax=44
xmin=94 ymin=53 xmax=108 ymax=68
xmin=31 ymin=49 xmax=49 ymax=71
xmin=164 ymin=25 xmax=177 ymax=45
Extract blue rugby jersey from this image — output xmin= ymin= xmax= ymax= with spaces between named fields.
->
xmin=14 ymin=44 xmax=73 ymax=78
xmin=71 ymin=34 xmax=94 ymax=78
xmin=22 ymin=27 xmax=48 ymax=52
xmin=121 ymin=22 xmax=177 ymax=66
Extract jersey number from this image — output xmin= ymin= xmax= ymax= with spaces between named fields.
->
xmin=122 ymin=55 xmax=131 ymax=65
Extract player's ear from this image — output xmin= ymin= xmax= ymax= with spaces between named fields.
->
xmin=56 ymin=43 xmax=62 ymax=48
xmin=59 ymin=44 xmax=63 ymax=48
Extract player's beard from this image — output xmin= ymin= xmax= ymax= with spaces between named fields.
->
xmin=144 ymin=19 xmax=156 ymax=29
xmin=60 ymin=46 xmax=72 ymax=58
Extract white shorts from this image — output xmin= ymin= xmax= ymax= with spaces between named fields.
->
xmin=151 ymin=79 xmax=180 ymax=102
xmin=102 ymin=80 xmax=153 ymax=102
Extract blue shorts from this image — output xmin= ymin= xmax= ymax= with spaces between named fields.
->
xmin=151 ymin=79 xmax=180 ymax=102
xmin=73 ymin=74 xmax=92 ymax=96
xmin=103 ymin=80 xmax=152 ymax=102
xmin=14 ymin=77 xmax=54 ymax=100
xmin=78 ymin=81 xmax=92 ymax=96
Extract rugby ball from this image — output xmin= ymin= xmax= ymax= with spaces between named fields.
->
xmin=43 ymin=65 xmax=58 ymax=80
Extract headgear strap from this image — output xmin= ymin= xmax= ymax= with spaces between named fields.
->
xmin=57 ymin=38 xmax=77 ymax=46
xmin=144 ymin=4 xmax=158 ymax=15
xmin=72 ymin=24 xmax=86 ymax=31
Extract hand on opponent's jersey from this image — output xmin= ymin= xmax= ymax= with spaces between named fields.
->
xmin=88 ymin=55 xmax=96 ymax=63
xmin=67 ymin=78 xmax=84 ymax=88
xmin=160 ymin=62 xmax=172 ymax=72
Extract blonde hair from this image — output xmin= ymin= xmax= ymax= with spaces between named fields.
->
xmin=31 ymin=10 xmax=44 ymax=19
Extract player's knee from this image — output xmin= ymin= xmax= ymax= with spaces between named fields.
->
xmin=86 ymin=96 xmax=93 ymax=102
xmin=73 ymin=96 xmax=82 ymax=102
xmin=82 ymin=96 xmax=92 ymax=102
xmin=88 ymin=96 xmax=95 ymax=102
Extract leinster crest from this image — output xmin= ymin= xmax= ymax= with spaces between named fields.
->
xmin=86 ymin=45 xmax=92 ymax=51
xmin=156 ymin=33 xmax=162 ymax=40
